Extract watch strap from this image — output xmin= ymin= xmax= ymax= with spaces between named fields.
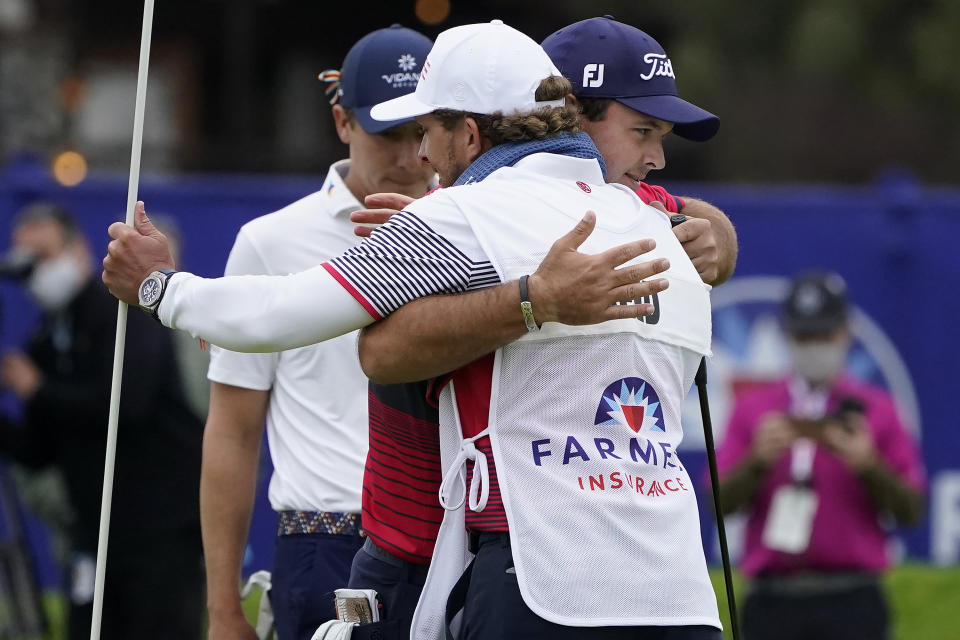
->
xmin=140 ymin=269 xmax=178 ymax=319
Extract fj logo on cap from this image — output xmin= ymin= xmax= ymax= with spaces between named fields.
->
xmin=639 ymin=53 xmax=675 ymax=81
xmin=583 ymin=63 xmax=605 ymax=88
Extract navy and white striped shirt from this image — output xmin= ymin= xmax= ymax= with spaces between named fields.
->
xmin=325 ymin=198 xmax=501 ymax=318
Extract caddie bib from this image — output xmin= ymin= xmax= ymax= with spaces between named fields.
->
xmin=412 ymin=156 xmax=721 ymax=635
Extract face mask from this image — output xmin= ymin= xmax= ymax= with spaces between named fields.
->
xmin=27 ymin=253 xmax=85 ymax=311
xmin=789 ymin=341 xmax=847 ymax=385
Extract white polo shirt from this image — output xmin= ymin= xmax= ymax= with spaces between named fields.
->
xmin=206 ymin=160 xmax=368 ymax=513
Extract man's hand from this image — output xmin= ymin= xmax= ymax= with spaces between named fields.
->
xmin=648 ymin=201 xmax=721 ymax=285
xmin=350 ymin=192 xmax=416 ymax=237
xmin=0 ymin=352 xmax=42 ymax=399
xmin=672 ymin=197 xmax=737 ymax=285
xmin=750 ymin=413 xmax=796 ymax=466
xmin=207 ymin=610 xmax=258 ymax=640
xmin=528 ymin=211 xmax=668 ymax=325
xmin=102 ymin=201 xmax=176 ymax=305
xmin=672 ymin=217 xmax=720 ymax=285
xmin=822 ymin=414 xmax=877 ymax=473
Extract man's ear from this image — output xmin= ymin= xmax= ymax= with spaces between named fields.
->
xmin=332 ymin=104 xmax=353 ymax=144
xmin=566 ymin=93 xmax=580 ymax=109
xmin=463 ymin=116 xmax=489 ymax=157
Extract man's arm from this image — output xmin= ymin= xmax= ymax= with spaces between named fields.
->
xmin=354 ymin=192 xmax=728 ymax=383
xmin=104 ymin=205 xmax=667 ymax=353
xmin=358 ymin=211 xmax=669 ymax=384
xmin=102 ymin=203 xmax=372 ymax=352
xmin=201 ymin=382 xmax=268 ymax=640
xmin=675 ymin=197 xmax=738 ymax=285
xmin=717 ymin=412 xmax=796 ymax=515
xmin=821 ymin=416 xmax=925 ymax=525
xmin=857 ymin=460 xmax=925 ymax=526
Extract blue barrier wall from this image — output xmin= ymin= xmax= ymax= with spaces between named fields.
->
xmin=0 ymin=156 xmax=957 ymax=588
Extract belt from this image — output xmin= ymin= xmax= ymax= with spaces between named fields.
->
xmin=361 ymin=538 xmax=431 ymax=582
xmin=751 ymin=571 xmax=879 ymax=597
xmin=277 ymin=510 xmax=362 ymax=537
xmin=469 ymin=531 xmax=510 ymax=553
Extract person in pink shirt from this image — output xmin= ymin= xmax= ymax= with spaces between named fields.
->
xmin=716 ymin=271 xmax=925 ymax=640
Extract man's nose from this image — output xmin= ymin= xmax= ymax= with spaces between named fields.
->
xmin=398 ymin=139 xmax=426 ymax=171
xmin=417 ymin=137 xmax=430 ymax=166
xmin=645 ymin=140 xmax=666 ymax=171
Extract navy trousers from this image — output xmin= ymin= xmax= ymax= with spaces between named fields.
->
xmin=346 ymin=538 xmax=430 ymax=639
xmin=459 ymin=534 xmax=724 ymax=640
xmin=270 ymin=531 xmax=365 ymax=640
xmin=742 ymin=581 xmax=889 ymax=640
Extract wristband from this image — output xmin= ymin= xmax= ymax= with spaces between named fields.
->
xmin=518 ymin=275 xmax=540 ymax=332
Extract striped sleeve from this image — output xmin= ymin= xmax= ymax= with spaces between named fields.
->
xmin=635 ymin=182 xmax=684 ymax=213
xmin=326 ymin=209 xmax=500 ymax=319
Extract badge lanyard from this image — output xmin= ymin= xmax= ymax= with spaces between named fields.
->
xmin=788 ymin=377 xmax=828 ymax=484
xmin=762 ymin=378 xmax=826 ymax=555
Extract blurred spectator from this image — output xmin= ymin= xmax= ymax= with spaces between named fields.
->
xmin=0 ymin=202 xmax=204 ymax=639
xmin=716 ymin=271 xmax=926 ymax=640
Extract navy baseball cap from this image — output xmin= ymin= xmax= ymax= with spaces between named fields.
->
xmin=335 ymin=24 xmax=433 ymax=134
xmin=542 ymin=16 xmax=719 ymax=141
xmin=782 ymin=271 xmax=850 ymax=336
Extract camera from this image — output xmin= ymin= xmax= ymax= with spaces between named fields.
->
xmin=790 ymin=397 xmax=866 ymax=439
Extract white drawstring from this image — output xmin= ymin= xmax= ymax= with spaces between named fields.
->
xmin=439 ymin=429 xmax=491 ymax=513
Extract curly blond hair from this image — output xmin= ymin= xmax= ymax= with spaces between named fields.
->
xmin=433 ymin=76 xmax=580 ymax=146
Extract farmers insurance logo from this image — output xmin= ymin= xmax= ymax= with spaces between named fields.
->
xmin=594 ymin=377 xmax=665 ymax=434
xmin=382 ymin=54 xmax=420 ymax=89
xmin=528 ymin=376 xmax=686 ymax=497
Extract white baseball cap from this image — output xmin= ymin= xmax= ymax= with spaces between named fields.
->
xmin=370 ymin=20 xmax=564 ymax=122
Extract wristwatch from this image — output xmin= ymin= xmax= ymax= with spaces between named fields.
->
xmin=138 ymin=269 xmax=178 ymax=318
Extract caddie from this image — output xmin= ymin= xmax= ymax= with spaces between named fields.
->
xmin=102 ymin=19 xmax=722 ymax=640
xmin=356 ymin=21 xmax=722 ymax=640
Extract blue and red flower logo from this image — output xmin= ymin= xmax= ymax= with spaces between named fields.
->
xmin=594 ymin=377 xmax=665 ymax=434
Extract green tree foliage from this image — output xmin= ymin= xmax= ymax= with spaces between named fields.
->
xmin=553 ymin=0 xmax=960 ymax=183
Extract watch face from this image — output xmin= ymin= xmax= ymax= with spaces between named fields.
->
xmin=139 ymin=276 xmax=162 ymax=307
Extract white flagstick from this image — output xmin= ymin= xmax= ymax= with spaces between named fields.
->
xmin=90 ymin=0 xmax=156 ymax=637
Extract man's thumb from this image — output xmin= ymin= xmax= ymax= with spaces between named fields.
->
xmin=133 ymin=201 xmax=161 ymax=237
xmin=559 ymin=210 xmax=596 ymax=250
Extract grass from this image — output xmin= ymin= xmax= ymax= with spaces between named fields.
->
xmin=709 ymin=564 xmax=960 ymax=639
xmin=12 ymin=565 xmax=959 ymax=639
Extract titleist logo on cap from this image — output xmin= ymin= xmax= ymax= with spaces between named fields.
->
xmin=640 ymin=53 xmax=675 ymax=80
